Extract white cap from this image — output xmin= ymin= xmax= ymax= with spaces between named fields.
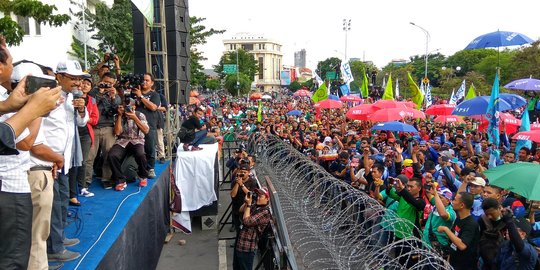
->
xmin=470 ymin=177 xmax=486 ymax=187
xmin=56 ymin=60 xmax=89 ymax=77
xmin=11 ymin=62 xmax=54 ymax=83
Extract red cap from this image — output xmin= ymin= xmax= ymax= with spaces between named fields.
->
xmin=255 ymin=187 xmax=270 ymax=198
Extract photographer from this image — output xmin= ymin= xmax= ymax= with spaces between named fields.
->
xmin=108 ymin=100 xmax=149 ymax=191
xmin=230 ymin=163 xmax=258 ymax=233
xmin=134 ymin=73 xmax=160 ymax=178
xmin=496 ymin=211 xmax=537 ymax=269
xmin=233 ymin=187 xmax=272 ymax=270
xmin=93 ymin=53 xmax=121 ymax=79
xmin=87 ymin=72 xmax=121 ymax=189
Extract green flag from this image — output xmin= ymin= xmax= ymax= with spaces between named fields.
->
xmin=312 ymin=82 xmax=328 ymax=103
xmin=361 ymin=69 xmax=369 ymax=98
xmin=257 ymin=100 xmax=263 ymax=123
xmin=465 ymin=83 xmax=477 ymax=100
xmin=132 ymin=0 xmax=154 ymax=25
xmin=382 ymin=74 xmax=394 ymax=100
xmin=407 ymin=72 xmax=424 ymax=109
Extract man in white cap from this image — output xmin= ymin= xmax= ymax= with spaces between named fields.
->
xmin=35 ymin=60 xmax=89 ymax=264
xmin=0 ymin=37 xmax=62 ymax=270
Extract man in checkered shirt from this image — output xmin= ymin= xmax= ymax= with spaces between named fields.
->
xmin=233 ymin=187 xmax=272 ymax=270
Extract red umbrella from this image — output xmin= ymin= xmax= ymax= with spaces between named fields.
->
xmin=293 ymin=89 xmax=312 ymax=97
xmin=346 ymin=104 xmax=376 ymax=121
xmin=401 ymin=101 xmax=417 ymax=109
xmin=340 ymin=95 xmax=363 ymax=102
xmin=250 ymin=92 xmax=262 ymax=100
xmin=433 ymin=115 xmax=465 ymax=124
xmin=425 ymin=104 xmax=456 ymax=116
xmin=370 ymin=107 xmax=425 ymax=122
xmin=478 ymin=113 xmax=521 ymax=133
xmin=512 ymin=130 xmax=540 ymax=143
xmin=314 ymin=99 xmax=343 ymax=109
xmin=531 ymin=123 xmax=540 ymax=130
xmin=372 ymin=100 xmax=407 ymax=110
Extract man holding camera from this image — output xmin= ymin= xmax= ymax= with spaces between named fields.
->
xmin=230 ymin=163 xmax=258 ymax=233
xmin=0 ymin=37 xmax=62 ymax=270
xmin=108 ymin=100 xmax=149 ymax=191
xmin=87 ymin=72 xmax=121 ymax=189
xmin=233 ymin=187 xmax=272 ymax=270
xmin=134 ymin=73 xmax=160 ymax=178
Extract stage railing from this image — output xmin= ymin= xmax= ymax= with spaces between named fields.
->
xmin=246 ymin=133 xmax=452 ymax=270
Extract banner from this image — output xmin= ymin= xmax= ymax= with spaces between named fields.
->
xmin=340 ymin=62 xmax=354 ymax=84
xmin=280 ymin=70 xmax=291 ymax=85
xmin=486 ymin=71 xmax=500 ymax=146
xmin=340 ymin=84 xmax=350 ymax=96
xmin=515 ymin=109 xmax=532 ymax=158
xmin=450 ymin=80 xmax=466 ymax=104
xmin=395 ymin=78 xmax=400 ymax=99
xmin=131 ymin=0 xmax=154 ymax=24
xmin=312 ymin=81 xmax=329 ymax=103
xmin=449 ymin=89 xmax=457 ymax=105
xmin=313 ymin=70 xmax=324 ymax=87
xmin=425 ymin=83 xmax=433 ymax=107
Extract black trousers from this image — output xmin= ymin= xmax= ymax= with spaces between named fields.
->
xmin=109 ymin=142 xmax=148 ymax=184
xmin=0 ymin=191 xmax=32 ymax=270
xmin=144 ymin=129 xmax=157 ymax=170
xmin=69 ymin=134 xmax=91 ymax=198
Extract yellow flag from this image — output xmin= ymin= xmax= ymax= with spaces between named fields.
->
xmin=465 ymin=83 xmax=477 ymax=100
xmin=382 ymin=74 xmax=394 ymax=100
xmin=407 ymin=72 xmax=424 ymax=109
xmin=311 ymin=82 xmax=328 ymax=103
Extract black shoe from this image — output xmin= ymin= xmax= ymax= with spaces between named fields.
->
xmin=102 ymin=180 xmax=113 ymax=190
xmin=69 ymin=199 xmax=81 ymax=207
xmin=159 ymin=157 xmax=166 ymax=164
xmin=63 ymin=238 xmax=80 ymax=247
xmin=49 ymin=263 xmax=64 ymax=270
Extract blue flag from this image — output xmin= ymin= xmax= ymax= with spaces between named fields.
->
xmin=515 ymin=109 xmax=532 ymax=157
xmin=486 ymin=71 xmax=500 ymax=146
xmin=340 ymin=83 xmax=350 ymax=96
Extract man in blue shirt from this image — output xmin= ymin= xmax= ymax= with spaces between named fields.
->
xmin=496 ymin=213 xmax=538 ymax=270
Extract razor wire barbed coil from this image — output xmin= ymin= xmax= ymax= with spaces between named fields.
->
xmin=247 ymin=133 xmax=453 ymax=270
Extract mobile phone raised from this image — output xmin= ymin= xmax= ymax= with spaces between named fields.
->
xmin=25 ymin=75 xmax=57 ymax=95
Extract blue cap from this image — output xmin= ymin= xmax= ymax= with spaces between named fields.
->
xmin=434 ymin=137 xmax=441 ymax=144
xmin=419 ymin=140 xmax=426 ymax=145
xmin=429 ymin=139 xmax=434 ymax=144
xmin=443 ymin=141 xmax=454 ymax=147
xmin=413 ymin=135 xmax=421 ymax=141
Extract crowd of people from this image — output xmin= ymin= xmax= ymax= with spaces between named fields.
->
xmin=0 ymin=35 xmax=171 ymax=269
xmin=205 ymin=87 xmax=540 ymax=270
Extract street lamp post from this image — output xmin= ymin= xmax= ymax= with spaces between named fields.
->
xmin=410 ymin=22 xmax=430 ymax=82
xmin=236 ymin=49 xmax=240 ymax=96
xmin=343 ymin=19 xmax=351 ymax=60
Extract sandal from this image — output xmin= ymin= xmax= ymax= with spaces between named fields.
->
xmin=183 ymin=144 xmax=190 ymax=151
xmin=69 ymin=198 xmax=81 ymax=207
xmin=191 ymin=146 xmax=203 ymax=151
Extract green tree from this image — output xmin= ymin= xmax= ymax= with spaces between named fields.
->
xmin=408 ymin=53 xmax=447 ymax=87
xmin=473 ymin=50 xmax=517 ymax=85
xmin=316 ymin=57 xmax=341 ymax=81
xmin=205 ymin=79 xmax=220 ymax=91
xmin=446 ymin=49 xmax=497 ymax=76
xmin=190 ymin=17 xmax=225 ymax=87
xmin=224 ymin=73 xmax=251 ymax=96
xmin=508 ymin=40 xmax=540 ymax=80
xmin=214 ymin=49 xmax=258 ymax=79
xmin=301 ymin=78 xmax=314 ymax=90
xmin=0 ymin=0 xmax=69 ymax=46
xmin=289 ymin=80 xmax=301 ymax=91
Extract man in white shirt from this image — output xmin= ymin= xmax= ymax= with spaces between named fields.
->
xmin=31 ymin=60 xmax=89 ymax=264
xmin=0 ymin=39 xmax=62 ymax=269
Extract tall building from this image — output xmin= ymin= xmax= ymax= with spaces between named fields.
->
xmin=294 ymin=49 xmax=306 ymax=68
xmin=223 ymin=33 xmax=283 ymax=92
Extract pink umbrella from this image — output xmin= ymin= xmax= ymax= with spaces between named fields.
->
xmin=293 ymin=89 xmax=312 ymax=97
xmin=426 ymin=104 xmax=456 ymax=116
xmin=433 ymin=115 xmax=465 ymax=124
xmin=314 ymin=99 xmax=343 ymax=109
xmin=512 ymin=130 xmax=540 ymax=143
xmin=532 ymin=123 xmax=540 ymax=130
xmin=340 ymin=95 xmax=363 ymax=102
xmin=346 ymin=104 xmax=376 ymax=121
xmin=372 ymin=100 xmax=407 ymax=110
xmin=370 ymin=107 xmax=425 ymax=122
xmin=401 ymin=101 xmax=417 ymax=109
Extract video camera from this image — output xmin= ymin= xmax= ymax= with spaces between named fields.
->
xmin=119 ymin=74 xmax=144 ymax=91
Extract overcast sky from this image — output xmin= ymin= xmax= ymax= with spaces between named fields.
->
xmin=189 ymin=0 xmax=540 ymax=71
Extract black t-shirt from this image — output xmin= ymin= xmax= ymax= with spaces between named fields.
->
xmin=156 ymin=93 xmax=169 ymax=129
xmin=181 ymin=116 xmax=203 ymax=131
xmin=449 ymin=215 xmax=480 ymax=270
xmin=231 ymin=177 xmax=258 ymax=210
xmin=135 ymin=90 xmax=161 ymax=130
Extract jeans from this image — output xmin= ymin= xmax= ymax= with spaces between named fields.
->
xmin=109 ymin=143 xmax=148 ymax=183
xmin=47 ymin=173 xmax=69 ymax=254
xmin=0 ymin=191 xmax=32 ymax=270
xmin=192 ymin=130 xmax=208 ymax=147
xmin=232 ymin=250 xmax=255 ymax=270
xmin=144 ymin=129 xmax=157 ymax=170
xmin=69 ymin=134 xmax=91 ymax=197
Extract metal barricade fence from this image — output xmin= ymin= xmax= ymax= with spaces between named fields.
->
xmin=246 ymin=133 xmax=453 ymax=270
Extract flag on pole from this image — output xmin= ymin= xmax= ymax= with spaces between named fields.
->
xmin=381 ymin=77 xmax=386 ymax=92
xmin=340 ymin=62 xmax=354 ymax=84
xmin=361 ymin=69 xmax=369 ymax=98
xmin=486 ymin=71 xmax=500 ymax=147
xmin=131 ymin=0 xmax=154 ymax=24
xmin=395 ymin=78 xmax=400 ymax=99
xmin=452 ymin=80 xmax=466 ymax=104
xmin=382 ymin=74 xmax=394 ymax=100
xmin=407 ymin=72 xmax=424 ymax=109
xmin=465 ymin=83 xmax=477 ymax=100
xmin=449 ymin=89 xmax=457 ymax=105
xmin=420 ymin=81 xmax=425 ymax=96
xmin=340 ymin=83 xmax=350 ymax=96
xmin=515 ymin=109 xmax=532 ymax=158
xmin=425 ymin=83 xmax=433 ymax=107
xmin=257 ymin=100 xmax=263 ymax=123
xmin=312 ymin=81 xmax=328 ymax=103
xmin=313 ymin=70 xmax=323 ymax=87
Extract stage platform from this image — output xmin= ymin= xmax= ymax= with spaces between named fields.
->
xmin=61 ymin=162 xmax=171 ymax=270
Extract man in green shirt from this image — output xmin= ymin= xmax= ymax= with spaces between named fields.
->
xmin=422 ymin=187 xmax=456 ymax=256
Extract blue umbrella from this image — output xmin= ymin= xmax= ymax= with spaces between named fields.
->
xmin=500 ymin=93 xmax=527 ymax=109
xmin=328 ymin=94 xmax=340 ymax=101
xmin=371 ymin=121 xmax=418 ymax=133
xmin=286 ymin=110 xmax=302 ymax=116
xmin=465 ymin=31 xmax=534 ymax=50
xmin=452 ymin=96 xmax=513 ymax=116
xmin=504 ymin=78 xmax=540 ymax=91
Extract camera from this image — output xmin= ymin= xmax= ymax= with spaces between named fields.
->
xmin=424 ymin=183 xmax=433 ymax=190
xmin=119 ymin=74 xmax=144 ymax=91
xmin=237 ymin=172 xmax=245 ymax=178
xmin=98 ymin=82 xmax=112 ymax=89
